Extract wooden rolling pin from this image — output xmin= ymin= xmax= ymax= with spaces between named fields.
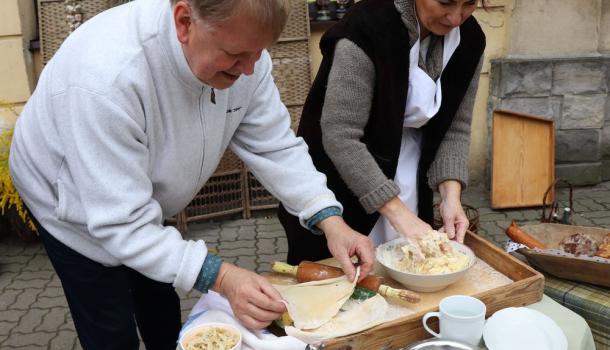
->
xmin=272 ymin=261 xmax=420 ymax=303
xmin=506 ymin=221 xmax=546 ymax=249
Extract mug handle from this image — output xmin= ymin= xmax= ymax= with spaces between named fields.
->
xmin=422 ymin=312 xmax=441 ymax=338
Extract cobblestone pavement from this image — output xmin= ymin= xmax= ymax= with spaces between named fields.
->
xmin=1 ymin=182 xmax=609 ymax=349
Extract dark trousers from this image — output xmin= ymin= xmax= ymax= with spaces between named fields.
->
xmin=37 ymin=224 xmax=181 ymax=350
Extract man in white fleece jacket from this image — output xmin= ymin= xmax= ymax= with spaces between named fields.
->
xmin=9 ymin=0 xmax=374 ymax=348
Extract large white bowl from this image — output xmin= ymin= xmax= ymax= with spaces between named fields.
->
xmin=376 ymin=238 xmax=476 ymax=292
xmin=178 ymin=322 xmax=242 ymax=350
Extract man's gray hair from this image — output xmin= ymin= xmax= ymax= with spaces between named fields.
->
xmin=171 ymin=0 xmax=290 ymax=41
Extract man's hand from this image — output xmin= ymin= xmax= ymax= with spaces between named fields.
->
xmin=317 ymin=216 xmax=374 ymax=282
xmin=212 ymin=263 xmax=286 ymax=330
xmin=438 ymin=180 xmax=468 ymax=243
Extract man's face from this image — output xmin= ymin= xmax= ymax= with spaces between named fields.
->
xmin=174 ymin=2 xmax=274 ymax=89
xmin=415 ymin=0 xmax=477 ymax=36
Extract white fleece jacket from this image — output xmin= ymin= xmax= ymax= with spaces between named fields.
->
xmin=9 ymin=0 xmax=340 ymax=291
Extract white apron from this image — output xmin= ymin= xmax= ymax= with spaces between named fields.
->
xmin=368 ymin=28 xmax=461 ymax=246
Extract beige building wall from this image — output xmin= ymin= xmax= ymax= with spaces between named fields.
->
xmin=508 ymin=0 xmax=608 ymax=57
xmin=0 ymin=0 xmax=37 ymax=132
xmin=308 ymin=0 xmax=513 ymax=186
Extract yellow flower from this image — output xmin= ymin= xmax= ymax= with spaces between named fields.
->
xmin=0 ymin=101 xmax=37 ymax=233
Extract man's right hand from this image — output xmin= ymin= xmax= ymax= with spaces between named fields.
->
xmin=212 ymin=262 xmax=286 ymax=330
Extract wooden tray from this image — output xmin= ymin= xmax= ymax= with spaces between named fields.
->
xmin=268 ymin=231 xmax=544 ymax=349
xmin=491 ymin=109 xmax=555 ymax=209
xmin=519 ymin=223 xmax=610 ymax=287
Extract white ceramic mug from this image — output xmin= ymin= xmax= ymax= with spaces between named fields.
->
xmin=422 ymin=295 xmax=486 ymax=346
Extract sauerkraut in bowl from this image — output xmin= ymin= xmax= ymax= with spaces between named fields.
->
xmin=178 ymin=322 xmax=242 ymax=350
xmin=376 ymin=231 xmax=475 ymax=292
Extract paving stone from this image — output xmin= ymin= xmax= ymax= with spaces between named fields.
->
xmin=218 ymin=240 xmax=255 ymax=250
xmin=0 ymin=254 xmax=33 ymax=265
xmin=180 ymin=297 xmax=199 ymax=313
xmin=256 ymin=238 xmax=276 ymax=255
xmin=578 ymin=199 xmax=607 ymax=211
xmin=571 ymin=214 xmax=596 ymax=226
xmin=257 ymin=223 xmax=284 ymax=232
xmin=0 ymin=309 xmax=25 ymax=322
xmin=22 ymin=254 xmax=54 ymax=272
xmin=39 ymin=287 xmax=64 ymax=299
xmin=47 ymin=274 xmax=62 ymax=288
xmin=0 ymin=263 xmax=24 ymax=274
xmin=256 ymin=230 xmax=285 ymax=239
xmin=12 ymin=308 xmax=48 ymax=333
xmin=257 ymin=262 xmax=273 ymax=274
xmin=0 ymin=334 xmax=7 ymax=344
xmin=30 ymin=296 xmax=69 ymax=309
xmin=235 ymin=255 xmax=257 ymax=271
xmin=276 ymin=237 xmax=288 ymax=253
xmin=49 ymin=330 xmax=78 ymax=350
xmin=256 ymin=217 xmax=280 ymax=225
xmin=13 ymin=270 xmax=55 ymax=281
xmin=3 ymin=329 xmax=55 ymax=347
xmin=591 ymin=216 xmax=610 ymax=226
xmin=256 ymin=253 xmax=286 ymax=265
xmin=223 ymin=219 xmax=258 ymax=228
xmin=0 ymin=290 xmax=21 ymax=310
xmin=8 ymin=279 xmax=48 ymax=290
xmin=0 ymin=321 xmax=17 ymax=336
xmin=0 ymin=272 xmax=16 ymax=290
xmin=237 ymin=226 xmax=257 ymax=240
xmin=218 ymin=227 xmax=239 ymax=241
xmin=37 ymin=307 xmax=67 ymax=332
xmin=479 ymin=212 xmax=507 ymax=222
xmin=10 ymin=288 xmax=43 ymax=310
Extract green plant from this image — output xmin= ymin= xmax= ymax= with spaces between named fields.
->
xmin=0 ymin=101 xmax=37 ymax=237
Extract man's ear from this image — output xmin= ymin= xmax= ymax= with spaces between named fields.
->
xmin=173 ymin=0 xmax=193 ymax=44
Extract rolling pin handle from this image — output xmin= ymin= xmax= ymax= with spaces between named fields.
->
xmin=272 ymin=261 xmax=299 ymax=277
xmin=378 ymin=284 xmax=421 ymax=303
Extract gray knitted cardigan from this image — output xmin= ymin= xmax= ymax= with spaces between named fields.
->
xmin=320 ymin=0 xmax=483 ymax=214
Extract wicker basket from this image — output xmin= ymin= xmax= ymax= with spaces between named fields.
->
xmin=38 ymin=0 xmax=123 ymax=65
xmin=432 ymin=203 xmax=480 ymax=234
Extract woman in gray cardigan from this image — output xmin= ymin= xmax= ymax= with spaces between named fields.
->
xmin=279 ymin=0 xmax=486 ymax=264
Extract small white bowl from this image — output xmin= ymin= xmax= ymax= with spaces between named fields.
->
xmin=178 ymin=322 xmax=242 ymax=350
xmin=376 ymin=238 xmax=475 ymax=292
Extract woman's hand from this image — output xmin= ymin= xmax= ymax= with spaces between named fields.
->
xmin=438 ymin=180 xmax=469 ymax=243
xmin=379 ymin=196 xmax=432 ymax=241
xmin=213 ymin=263 xmax=286 ymax=330
xmin=317 ymin=216 xmax=374 ymax=283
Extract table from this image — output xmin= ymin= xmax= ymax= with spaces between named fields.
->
xmin=543 ymin=274 xmax=609 ymax=350
xmin=528 ymin=294 xmax=596 ymax=350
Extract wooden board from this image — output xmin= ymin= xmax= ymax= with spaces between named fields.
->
xmin=519 ymin=223 xmax=610 ymax=287
xmin=267 ymin=231 xmax=544 ymax=349
xmin=491 ymin=109 xmax=555 ymax=209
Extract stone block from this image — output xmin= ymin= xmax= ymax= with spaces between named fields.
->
xmin=555 ymin=163 xmax=602 ymax=186
xmin=553 ymin=61 xmax=608 ymax=95
xmin=606 ymin=96 xmax=610 ymax=121
xmin=556 ymin=129 xmax=600 ymax=162
xmin=498 ymin=97 xmax=560 ymax=119
xmin=560 ymin=94 xmax=606 ymax=129
xmin=603 ymin=159 xmax=610 ymax=181
xmin=500 ymin=61 xmax=552 ymax=97
xmin=603 ymin=126 xmax=610 ymax=158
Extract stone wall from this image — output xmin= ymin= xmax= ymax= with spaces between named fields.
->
xmin=489 ymin=57 xmax=610 ymax=185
